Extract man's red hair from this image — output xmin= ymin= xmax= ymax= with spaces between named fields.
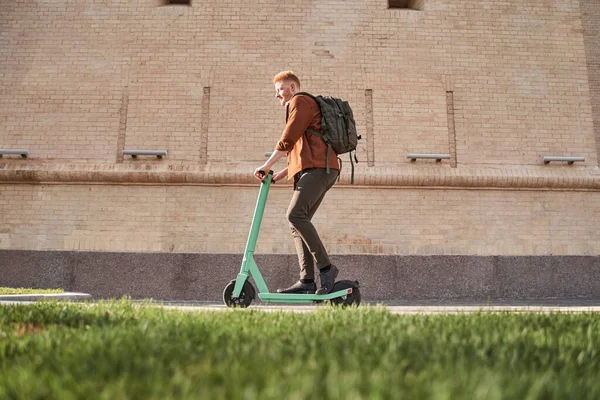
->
xmin=273 ymin=71 xmax=301 ymax=88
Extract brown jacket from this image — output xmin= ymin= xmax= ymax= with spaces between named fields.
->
xmin=275 ymin=93 xmax=340 ymax=180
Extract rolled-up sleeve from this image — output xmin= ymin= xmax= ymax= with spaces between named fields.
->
xmin=275 ymin=96 xmax=314 ymax=152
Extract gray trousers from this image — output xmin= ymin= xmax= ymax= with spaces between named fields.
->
xmin=286 ymin=168 xmax=339 ymax=280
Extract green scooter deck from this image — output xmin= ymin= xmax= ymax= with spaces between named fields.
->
xmin=259 ymin=288 xmax=354 ymax=303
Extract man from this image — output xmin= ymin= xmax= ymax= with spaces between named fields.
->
xmin=254 ymin=71 xmax=340 ymax=295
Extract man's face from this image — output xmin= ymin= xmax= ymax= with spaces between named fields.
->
xmin=274 ymin=80 xmax=296 ymax=106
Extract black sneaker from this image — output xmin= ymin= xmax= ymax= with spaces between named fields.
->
xmin=316 ymin=265 xmax=339 ymax=295
xmin=277 ymin=280 xmax=317 ymax=294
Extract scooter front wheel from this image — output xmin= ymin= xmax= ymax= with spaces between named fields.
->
xmin=223 ymin=280 xmax=255 ymax=308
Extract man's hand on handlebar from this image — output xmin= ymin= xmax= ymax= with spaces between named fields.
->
xmin=254 ymin=166 xmax=270 ymax=181
xmin=255 ymin=150 xmax=287 ymax=181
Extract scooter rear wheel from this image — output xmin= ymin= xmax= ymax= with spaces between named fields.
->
xmin=330 ymin=280 xmax=361 ymax=308
xmin=223 ymin=280 xmax=255 ymax=308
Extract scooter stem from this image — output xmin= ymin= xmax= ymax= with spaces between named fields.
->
xmin=233 ymin=171 xmax=273 ymax=297
xmin=244 ymin=171 xmax=272 ymax=254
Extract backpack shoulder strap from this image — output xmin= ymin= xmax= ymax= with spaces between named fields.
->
xmin=294 ymin=92 xmax=322 ymax=136
xmin=294 ymin=91 xmax=317 ymax=100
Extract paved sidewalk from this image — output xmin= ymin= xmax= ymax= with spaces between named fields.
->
xmin=0 ymin=292 xmax=92 ymax=302
xmin=2 ymin=296 xmax=600 ymax=314
xmin=155 ymin=298 xmax=600 ymax=314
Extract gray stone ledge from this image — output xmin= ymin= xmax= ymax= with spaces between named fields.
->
xmin=1 ymin=250 xmax=599 ymax=301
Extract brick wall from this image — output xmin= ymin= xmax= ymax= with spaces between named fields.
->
xmin=1 ymin=0 xmax=599 ymax=258
xmin=1 ymin=0 xmax=596 ymax=164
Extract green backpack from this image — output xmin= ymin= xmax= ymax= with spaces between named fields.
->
xmin=296 ymin=92 xmax=361 ymax=184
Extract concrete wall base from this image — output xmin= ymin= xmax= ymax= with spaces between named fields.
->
xmin=1 ymin=250 xmax=599 ymax=301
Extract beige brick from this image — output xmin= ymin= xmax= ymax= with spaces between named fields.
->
xmin=1 ymin=184 xmax=599 ymax=256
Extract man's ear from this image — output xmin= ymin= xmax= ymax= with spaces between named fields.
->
xmin=290 ymin=83 xmax=297 ymax=93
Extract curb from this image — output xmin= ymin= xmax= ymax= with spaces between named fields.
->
xmin=0 ymin=292 xmax=93 ymax=302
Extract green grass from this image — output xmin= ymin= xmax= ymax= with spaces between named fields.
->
xmin=0 ymin=287 xmax=64 ymax=295
xmin=0 ymin=299 xmax=599 ymax=400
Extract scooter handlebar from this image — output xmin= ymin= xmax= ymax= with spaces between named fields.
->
xmin=258 ymin=170 xmax=274 ymax=180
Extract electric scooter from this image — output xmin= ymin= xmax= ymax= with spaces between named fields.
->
xmin=223 ymin=170 xmax=361 ymax=308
